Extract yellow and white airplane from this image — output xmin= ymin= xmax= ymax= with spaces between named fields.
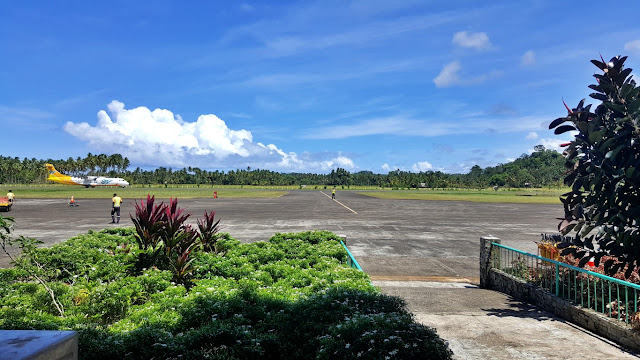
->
xmin=46 ymin=164 xmax=129 ymax=188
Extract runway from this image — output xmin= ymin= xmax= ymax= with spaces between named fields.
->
xmin=1 ymin=190 xmax=562 ymax=277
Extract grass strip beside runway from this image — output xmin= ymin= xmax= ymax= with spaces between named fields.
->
xmin=0 ymin=185 xmax=287 ymax=199
xmin=359 ymin=188 xmax=564 ymax=204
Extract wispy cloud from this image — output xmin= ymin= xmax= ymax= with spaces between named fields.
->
xmin=526 ymin=132 xmax=538 ymax=140
xmin=625 ymin=40 xmax=640 ymax=54
xmin=54 ymin=89 xmax=110 ymax=109
xmin=452 ymin=31 xmax=492 ymax=51
xmin=433 ymin=61 xmax=502 ymax=88
xmin=204 ymin=9 xmax=466 ymax=65
xmin=0 ymin=105 xmax=53 ymax=120
xmin=239 ymin=3 xmax=255 ymax=12
xmin=521 ymin=50 xmax=536 ymax=66
xmin=238 ymin=58 xmax=432 ymax=90
xmin=0 ymin=105 xmax=55 ymax=130
xmin=303 ymin=113 xmax=551 ymax=140
xmin=263 ymin=13 xmax=462 ymax=57
xmin=433 ymin=61 xmax=462 ymax=88
xmin=227 ymin=112 xmax=253 ymax=119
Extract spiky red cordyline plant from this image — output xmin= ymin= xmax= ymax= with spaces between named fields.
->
xmin=161 ymin=198 xmax=192 ymax=257
xmin=130 ymin=195 xmax=166 ymax=251
xmin=197 ymin=210 xmax=221 ymax=253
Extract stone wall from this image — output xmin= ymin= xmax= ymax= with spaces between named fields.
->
xmin=480 ymin=237 xmax=640 ymax=352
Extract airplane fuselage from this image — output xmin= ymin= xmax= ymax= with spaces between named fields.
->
xmin=66 ymin=176 xmax=130 ymax=188
xmin=46 ymin=164 xmax=129 ymax=187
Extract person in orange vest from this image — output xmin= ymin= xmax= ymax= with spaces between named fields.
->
xmin=111 ymin=193 xmax=123 ymax=223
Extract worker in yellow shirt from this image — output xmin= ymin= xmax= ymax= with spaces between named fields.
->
xmin=7 ymin=190 xmax=14 ymax=204
xmin=111 ymin=193 xmax=123 ymax=224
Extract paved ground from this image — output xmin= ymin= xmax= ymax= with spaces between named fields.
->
xmin=2 ymin=190 xmax=639 ymax=359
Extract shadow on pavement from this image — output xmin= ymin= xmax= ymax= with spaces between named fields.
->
xmin=483 ymin=296 xmax=640 ymax=357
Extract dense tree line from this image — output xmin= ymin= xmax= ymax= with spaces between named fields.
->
xmin=0 ymin=146 xmax=565 ymax=188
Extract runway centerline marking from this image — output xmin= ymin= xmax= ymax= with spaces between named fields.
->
xmin=321 ymin=192 xmax=358 ymax=214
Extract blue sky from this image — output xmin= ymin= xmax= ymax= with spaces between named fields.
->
xmin=3 ymin=1 xmax=640 ymax=174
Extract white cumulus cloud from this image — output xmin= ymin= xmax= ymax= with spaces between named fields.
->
xmin=382 ymin=163 xmax=404 ymax=172
xmin=521 ymin=50 xmax=535 ymax=66
xmin=539 ymin=137 xmax=572 ymax=153
xmin=64 ymin=100 xmax=355 ymax=172
xmin=526 ymin=132 xmax=538 ymax=140
xmin=452 ymin=31 xmax=492 ymax=50
xmin=411 ymin=161 xmax=433 ymax=172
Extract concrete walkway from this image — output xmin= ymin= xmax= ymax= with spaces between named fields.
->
xmin=373 ymin=280 xmax=640 ymax=359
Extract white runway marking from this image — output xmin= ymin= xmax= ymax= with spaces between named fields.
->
xmin=321 ymin=191 xmax=358 ymax=214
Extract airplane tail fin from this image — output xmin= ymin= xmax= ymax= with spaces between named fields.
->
xmin=46 ymin=164 xmax=63 ymax=179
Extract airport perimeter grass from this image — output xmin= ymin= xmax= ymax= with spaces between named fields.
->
xmin=359 ymin=188 xmax=565 ymax=204
xmin=0 ymin=184 xmax=287 ymax=199
xmin=0 ymin=184 xmax=566 ymax=203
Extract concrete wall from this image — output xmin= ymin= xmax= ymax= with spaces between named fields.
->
xmin=480 ymin=236 xmax=640 ymax=352
xmin=0 ymin=330 xmax=77 ymax=360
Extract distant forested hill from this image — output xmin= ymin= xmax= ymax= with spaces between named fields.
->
xmin=0 ymin=147 xmax=566 ymax=188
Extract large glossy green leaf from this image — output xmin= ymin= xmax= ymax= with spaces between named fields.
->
xmin=590 ymin=93 xmax=608 ymax=102
xmin=604 ymin=102 xmax=626 ymax=114
xmin=626 ymin=167 xmax=635 ymax=179
xmin=598 ymin=137 xmax=616 ymax=153
xmin=591 ymin=59 xmax=607 ymax=70
xmin=620 ymin=82 xmax=634 ymax=99
xmin=548 ymin=117 xmax=568 ymax=129
xmin=588 ymin=130 xmax=603 ymax=143
xmin=628 ymin=99 xmax=640 ymax=114
xmin=606 ymin=145 xmax=626 ymax=162
xmin=618 ymin=68 xmax=633 ymax=84
xmin=554 ymin=125 xmax=576 ymax=134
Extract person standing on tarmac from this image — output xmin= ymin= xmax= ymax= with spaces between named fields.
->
xmin=111 ymin=193 xmax=122 ymax=223
xmin=332 ymin=187 xmax=336 ymax=200
xmin=6 ymin=190 xmax=14 ymax=204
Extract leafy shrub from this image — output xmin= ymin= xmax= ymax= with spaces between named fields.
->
xmin=551 ymin=55 xmax=640 ymax=277
xmin=0 ymin=228 xmax=452 ymax=359
xmin=130 ymin=197 xmax=234 ymax=285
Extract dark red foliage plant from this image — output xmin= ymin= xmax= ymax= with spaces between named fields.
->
xmin=130 ymin=195 xmax=166 ymax=251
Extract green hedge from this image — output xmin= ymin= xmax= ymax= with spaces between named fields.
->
xmin=0 ymin=229 xmax=452 ymax=359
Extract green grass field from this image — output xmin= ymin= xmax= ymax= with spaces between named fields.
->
xmin=358 ymin=188 xmax=565 ymax=204
xmin=0 ymin=184 xmax=566 ymax=203
xmin=0 ymin=184 xmax=287 ymax=199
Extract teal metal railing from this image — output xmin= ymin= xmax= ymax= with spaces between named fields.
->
xmin=339 ymin=240 xmax=363 ymax=271
xmin=491 ymin=242 xmax=640 ymax=325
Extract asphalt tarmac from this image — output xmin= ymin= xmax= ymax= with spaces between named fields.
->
xmin=2 ymin=191 xmax=637 ymax=359
xmin=1 ymin=190 xmax=559 ymax=275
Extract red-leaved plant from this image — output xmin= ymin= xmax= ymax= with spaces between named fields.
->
xmin=161 ymin=198 xmax=192 ymax=258
xmin=131 ymin=195 xmax=166 ymax=251
xmin=130 ymin=196 xmax=221 ymax=285
xmin=197 ymin=210 xmax=221 ymax=253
